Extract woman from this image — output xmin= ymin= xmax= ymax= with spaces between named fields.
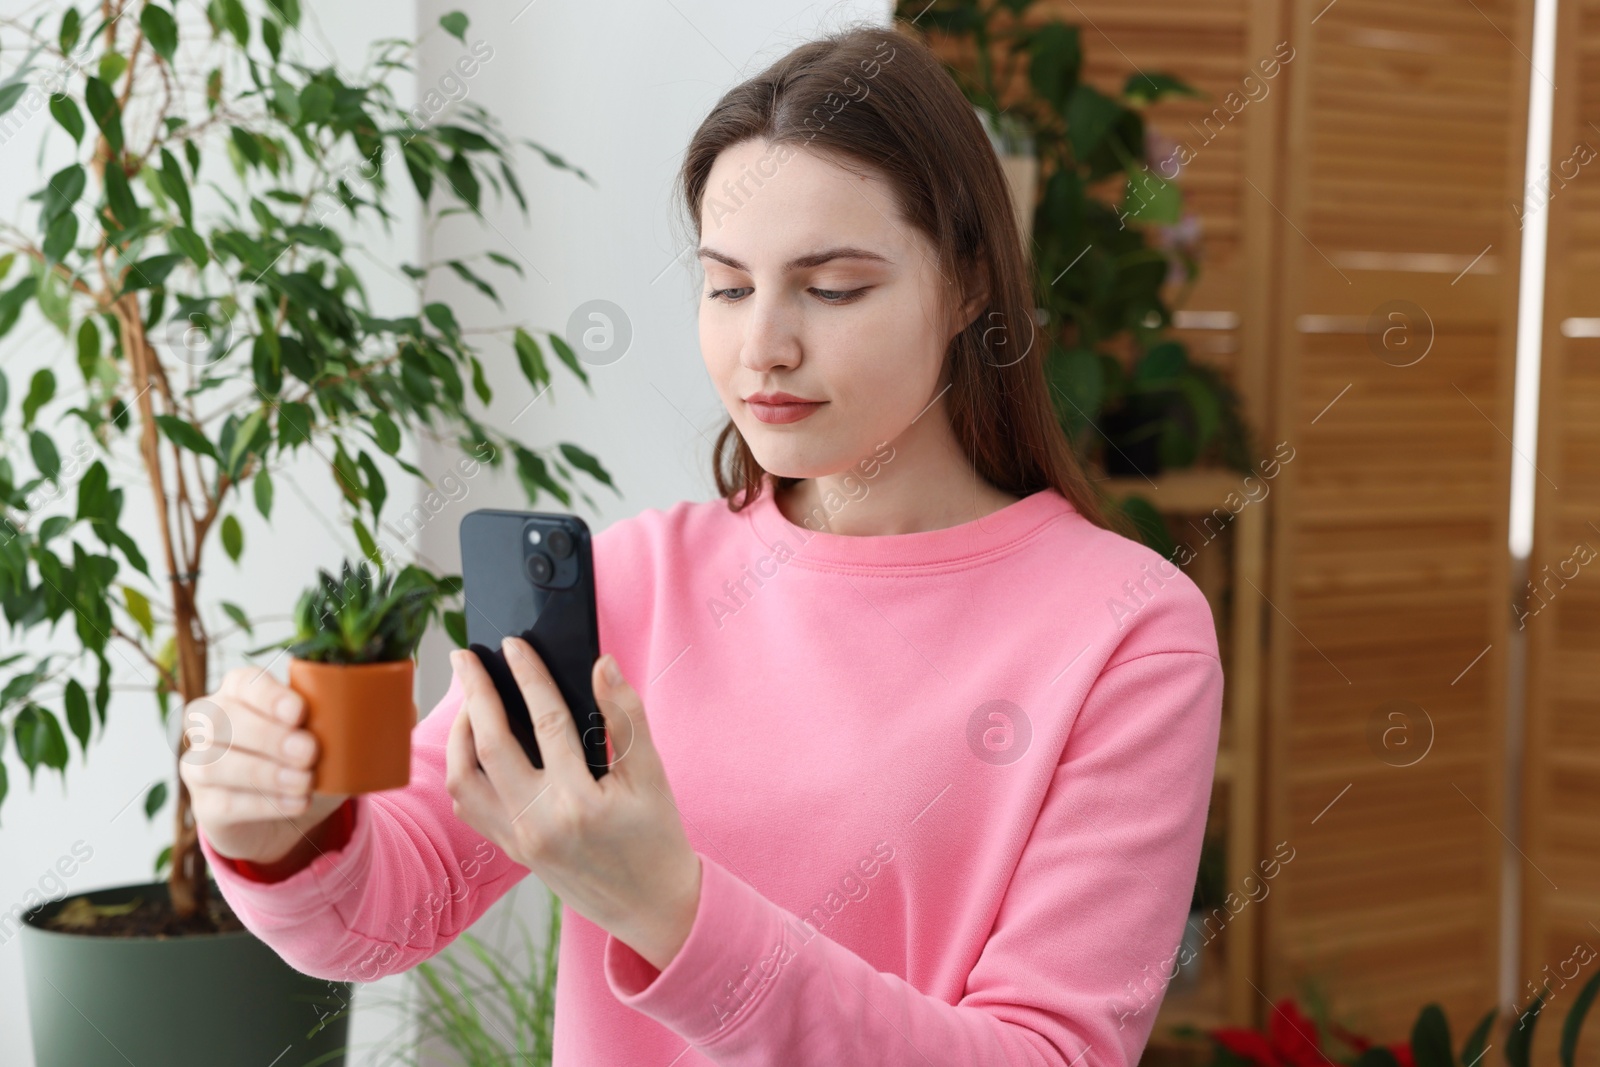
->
xmin=186 ymin=22 xmax=1224 ymax=1067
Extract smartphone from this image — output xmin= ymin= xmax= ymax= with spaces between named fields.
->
xmin=458 ymin=509 xmax=609 ymax=780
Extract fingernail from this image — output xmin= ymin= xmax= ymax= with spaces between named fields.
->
xmin=604 ymin=655 xmax=623 ymax=686
xmin=275 ymin=694 xmax=303 ymax=722
xmin=283 ymin=732 xmax=316 ymax=764
xmin=277 ymin=766 xmax=311 ymax=790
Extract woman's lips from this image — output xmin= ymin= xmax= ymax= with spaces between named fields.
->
xmin=747 ymin=399 xmax=826 ymax=424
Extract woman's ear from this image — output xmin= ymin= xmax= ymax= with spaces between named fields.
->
xmin=951 ymin=257 xmax=992 ymax=337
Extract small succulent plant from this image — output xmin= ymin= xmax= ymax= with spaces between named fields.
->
xmin=256 ymin=560 xmax=446 ymax=666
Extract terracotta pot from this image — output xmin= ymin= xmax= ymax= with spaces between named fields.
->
xmin=287 ymin=657 xmax=415 ymax=794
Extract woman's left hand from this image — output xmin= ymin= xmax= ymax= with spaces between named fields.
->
xmin=445 ymin=636 xmax=702 ymax=971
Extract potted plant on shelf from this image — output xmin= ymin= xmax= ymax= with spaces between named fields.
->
xmin=3 ymin=4 xmax=615 ymax=1065
xmin=901 ymin=0 xmax=1255 ymax=543
xmin=248 ymin=559 xmax=445 ymax=795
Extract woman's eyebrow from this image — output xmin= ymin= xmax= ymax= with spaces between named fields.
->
xmin=696 ymin=245 xmax=892 ymax=273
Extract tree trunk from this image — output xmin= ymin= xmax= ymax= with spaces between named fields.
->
xmin=169 ymin=592 xmax=209 ymax=920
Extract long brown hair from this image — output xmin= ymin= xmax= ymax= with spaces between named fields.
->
xmin=675 ymin=21 xmax=1122 ymax=534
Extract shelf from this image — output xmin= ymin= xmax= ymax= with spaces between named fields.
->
xmin=1093 ymin=469 xmax=1254 ymax=513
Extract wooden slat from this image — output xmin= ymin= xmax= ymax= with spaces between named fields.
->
xmin=1525 ymin=1 xmax=1600 ymax=1061
xmin=1261 ymin=0 xmax=1525 ymax=1039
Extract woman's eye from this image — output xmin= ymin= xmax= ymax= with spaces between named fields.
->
xmin=705 ymin=286 xmax=867 ymax=304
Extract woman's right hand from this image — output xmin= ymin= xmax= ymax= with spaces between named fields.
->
xmin=179 ymin=665 xmax=351 ymax=867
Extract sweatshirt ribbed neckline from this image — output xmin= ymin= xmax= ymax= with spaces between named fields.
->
xmin=741 ymin=471 xmax=1076 ymax=572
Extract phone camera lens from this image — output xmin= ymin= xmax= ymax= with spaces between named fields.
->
xmin=525 ymin=552 xmax=554 ymax=584
xmin=546 ymin=529 xmax=573 ymax=559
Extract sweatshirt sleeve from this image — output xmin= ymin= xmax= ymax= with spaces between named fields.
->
xmin=601 ymin=649 xmax=1224 ymax=1066
xmin=197 ymin=672 xmax=530 ymax=983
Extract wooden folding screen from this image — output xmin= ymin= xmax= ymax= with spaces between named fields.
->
xmin=935 ymin=0 xmax=1531 ymax=1040
xmin=1261 ymin=0 xmax=1528 ymax=1036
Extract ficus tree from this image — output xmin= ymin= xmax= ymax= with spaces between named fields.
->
xmin=0 ymin=0 xmax=613 ymax=923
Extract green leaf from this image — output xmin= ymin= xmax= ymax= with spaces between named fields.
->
xmin=219 ymin=0 xmax=249 ymax=46
xmin=266 ymin=0 xmax=300 ymax=27
xmin=59 ymin=7 xmax=81 ymax=52
xmin=298 ymin=82 xmax=333 ymax=123
xmin=253 ymin=466 xmax=273 ymax=519
xmin=0 ymin=276 xmax=36 ymax=340
xmin=64 ymin=679 xmax=91 ymax=756
xmin=229 ymin=408 xmax=268 ymax=477
xmin=139 ymin=4 xmax=179 ymax=64
xmin=486 ymin=250 xmax=524 ymax=278
xmin=1026 ymin=23 xmax=1082 ymax=115
xmin=42 ymin=164 xmax=87 ymax=222
xmin=548 ymin=332 xmax=590 ymax=387
xmin=276 ymin=401 xmax=315 ymax=451
xmin=358 ymin=451 xmax=386 ymax=520
xmin=468 ymin=354 xmax=490 ymax=405
xmin=15 ymin=704 xmax=69 ymax=779
xmin=402 ymin=142 xmax=433 ymax=202
xmin=1353 ymin=1050 xmax=1402 ymax=1067
xmin=22 ymin=368 xmax=56 ymax=428
xmin=0 ymin=83 xmax=27 ymax=117
xmin=29 ymin=431 xmax=59 ymax=479
xmin=439 ymin=11 xmax=468 ymax=41
xmin=1134 ymin=340 xmax=1188 ymax=385
xmin=168 ymin=225 xmax=209 ymax=267
xmin=352 ymin=516 xmax=379 ymax=563
xmin=158 ymin=148 xmax=192 ymax=228
xmin=144 ymin=780 xmax=167 ymax=820
xmin=124 ymin=253 xmax=184 ymax=291
xmin=42 ymin=211 xmax=77 ymax=264
xmin=1066 ymin=84 xmax=1120 ymax=163
xmin=95 ymin=656 xmax=110 ymax=724
xmin=83 ymin=76 xmax=124 ymax=155
xmin=446 ymin=153 xmax=480 ymax=212
xmin=1124 ymin=71 xmax=1200 ymax=105
xmin=0 ymin=367 xmax=7 ymax=418
xmin=1562 ymin=974 xmax=1600 ymax=1067
xmin=446 ymin=259 xmax=501 ymax=307
xmin=1411 ymin=1005 xmax=1453 ymax=1067
xmin=103 ymin=161 xmax=139 ymax=228
xmin=76 ymin=460 xmax=111 ymax=521
xmin=155 ymin=414 xmax=216 ymax=458
xmin=423 ymin=301 xmax=459 ymax=337
xmin=513 ymin=445 xmax=570 ymax=507
xmin=221 ymin=600 xmax=254 ymax=636
xmin=443 ymin=608 xmax=466 ymax=648
xmin=153 ymin=844 xmax=171 ymax=876
xmin=1508 ymin=992 xmax=1546 ymax=1067
xmin=1462 ymin=1009 xmax=1496 ymax=1067
xmin=559 ymin=442 xmax=613 ymax=489
xmin=1121 ymin=167 xmax=1182 ymax=224
xmin=221 ymin=513 xmax=243 ymax=562
xmin=123 ymin=586 xmax=154 ymax=636
xmin=98 ymin=52 xmax=127 ymax=85
xmin=370 ymin=411 xmax=400 ymax=455
xmin=512 ymin=327 xmax=549 ymax=389
xmin=49 ymin=94 xmax=85 ymax=143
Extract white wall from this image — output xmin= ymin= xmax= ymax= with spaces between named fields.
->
xmin=0 ymin=0 xmax=889 ymax=1063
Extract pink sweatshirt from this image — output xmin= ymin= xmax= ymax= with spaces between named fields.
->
xmin=198 ymin=472 xmax=1224 ymax=1066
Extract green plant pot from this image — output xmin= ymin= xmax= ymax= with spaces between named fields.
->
xmin=19 ymin=880 xmax=351 ymax=1067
